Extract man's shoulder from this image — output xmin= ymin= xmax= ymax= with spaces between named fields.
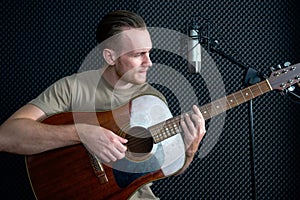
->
xmin=57 ymin=69 xmax=100 ymax=85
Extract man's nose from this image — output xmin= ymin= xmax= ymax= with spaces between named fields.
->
xmin=143 ymin=53 xmax=152 ymax=67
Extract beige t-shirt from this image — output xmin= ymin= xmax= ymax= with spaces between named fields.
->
xmin=30 ymin=69 xmax=166 ymax=116
xmin=29 ymin=69 xmax=165 ymax=199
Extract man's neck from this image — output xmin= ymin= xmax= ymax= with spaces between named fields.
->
xmin=102 ymin=66 xmax=134 ymax=90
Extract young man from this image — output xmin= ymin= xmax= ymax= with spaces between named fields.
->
xmin=0 ymin=10 xmax=206 ymax=199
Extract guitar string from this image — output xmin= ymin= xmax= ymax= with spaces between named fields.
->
xmin=131 ymin=80 xmax=280 ymax=147
xmin=147 ymin=82 xmax=269 ymax=143
xmin=123 ymin=81 xmax=271 ymax=147
xmin=124 ymin=117 xmax=183 ymax=149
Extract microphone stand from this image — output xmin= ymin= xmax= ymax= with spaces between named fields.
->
xmin=208 ymin=41 xmax=260 ymax=200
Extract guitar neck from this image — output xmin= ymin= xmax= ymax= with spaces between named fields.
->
xmin=150 ymin=80 xmax=272 ymax=143
xmin=200 ymin=80 xmax=272 ymax=120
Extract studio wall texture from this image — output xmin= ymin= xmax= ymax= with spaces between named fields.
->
xmin=1 ymin=0 xmax=300 ymax=199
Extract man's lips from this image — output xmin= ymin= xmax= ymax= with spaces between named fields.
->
xmin=138 ymin=68 xmax=148 ymax=73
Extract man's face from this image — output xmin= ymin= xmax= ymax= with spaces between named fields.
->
xmin=112 ymin=29 xmax=153 ymax=85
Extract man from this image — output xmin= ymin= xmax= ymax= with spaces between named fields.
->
xmin=0 ymin=10 xmax=206 ymax=199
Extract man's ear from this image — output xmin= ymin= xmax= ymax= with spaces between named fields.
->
xmin=103 ymin=48 xmax=116 ymax=65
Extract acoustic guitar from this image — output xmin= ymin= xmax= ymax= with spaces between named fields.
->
xmin=26 ymin=64 xmax=300 ymax=199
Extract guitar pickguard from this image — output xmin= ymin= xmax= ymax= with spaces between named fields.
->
xmin=112 ymin=95 xmax=186 ymax=176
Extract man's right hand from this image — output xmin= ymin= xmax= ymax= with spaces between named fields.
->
xmin=76 ymin=124 xmax=128 ymax=163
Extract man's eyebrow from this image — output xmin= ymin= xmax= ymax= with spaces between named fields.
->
xmin=134 ymin=48 xmax=152 ymax=53
xmin=126 ymin=48 xmax=151 ymax=55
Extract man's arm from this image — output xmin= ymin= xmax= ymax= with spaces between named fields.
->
xmin=0 ymin=104 xmax=127 ymax=163
xmin=0 ymin=104 xmax=81 ymax=154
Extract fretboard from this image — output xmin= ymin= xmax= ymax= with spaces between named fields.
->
xmin=150 ymin=80 xmax=272 ymax=143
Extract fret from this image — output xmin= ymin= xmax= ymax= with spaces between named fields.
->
xmin=260 ymin=81 xmax=271 ymax=93
xmin=199 ymin=104 xmax=211 ymax=120
xmin=206 ymin=103 xmax=217 ymax=117
xmin=233 ymin=93 xmax=240 ymax=105
xmin=225 ymin=97 xmax=232 ymax=109
xmin=155 ymin=131 xmax=162 ymax=142
xmin=163 ymin=127 xmax=169 ymax=139
xmin=221 ymin=97 xmax=232 ymax=111
xmin=257 ymin=82 xmax=264 ymax=94
xmin=248 ymin=85 xmax=255 ymax=98
xmin=239 ymin=90 xmax=247 ymax=102
xmin=161 ymin=124 xmax=169 ymax=141
xmin=212 ymin=101 xmax=222 ymax=113
xmin=226 ymin=94 xmax=238 ymax=108
xmin=172 ymin=122 xmax=181 ymax=135
xmin=166 ymin=125 xmax=172 ymax=137
xmin=150 ymin=123 xmax=163 ymax=143
xmin=205 ymin=104 xmax=213 ymax=117
xmin=209 ymin=99 xmax=226 ymax=117
xmin=150 ymin=118 xmax=181 ymax=143
xmin=166 ymin=121 xmax=175 ymax=137
xmin=250 ymin=84 xmax=261 ymax=98
xmin=211 ymin=98 xmax=227 ymax=116
xmin=218 ymin=97 xmax=229 ymax=111
xmin=234 ymin=91 xmax=245 ymax=105
xmin=152 ymin=132 xmax=159 ymax=143
xmin=241 ymin=88 xmax=253 ymax=101
xmin=170 ymin=118 xmax=180 ymax=133
xmin=229 ymin=93 xmax=239 ymax=106
xmin=149 ymin=79 xmax=275 ymax=143
xmin=253 ymin=81 xmax=272 ymax=95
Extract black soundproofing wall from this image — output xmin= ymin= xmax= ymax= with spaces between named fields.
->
xmin=1 ymin=0 xmax=300 ymax=199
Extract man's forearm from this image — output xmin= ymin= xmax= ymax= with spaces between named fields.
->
xmin=0 ymin=118 xmax=80 ymax=155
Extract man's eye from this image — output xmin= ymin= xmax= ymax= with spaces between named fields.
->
xmin=132 ymin=51 xmax=150 ymax=57
xmin=133 ymin=53 xmax=144 ymax=57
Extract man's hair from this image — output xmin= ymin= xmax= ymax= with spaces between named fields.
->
xmin=96 ymin=10 xmax=147 ymax=44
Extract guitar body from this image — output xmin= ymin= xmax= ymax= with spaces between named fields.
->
xmin=26 ymin=95 xmax=186 ymax=200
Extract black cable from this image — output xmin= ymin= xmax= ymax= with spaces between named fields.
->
xmin=249 ymin=100 xmax=257 ymax=200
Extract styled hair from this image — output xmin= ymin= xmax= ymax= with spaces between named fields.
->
xmin=96 ymin=10 xmax=147 ymax=44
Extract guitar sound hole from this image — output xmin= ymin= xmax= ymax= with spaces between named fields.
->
xmin=125 ymin=126 xmax=153 ymax=161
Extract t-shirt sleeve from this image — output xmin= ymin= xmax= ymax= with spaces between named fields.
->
xmin=29 ymin=76 xmax=73 ymax=116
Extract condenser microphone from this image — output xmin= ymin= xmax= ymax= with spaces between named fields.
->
xmin=187 ymin=25 xmax=201 ymax=73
